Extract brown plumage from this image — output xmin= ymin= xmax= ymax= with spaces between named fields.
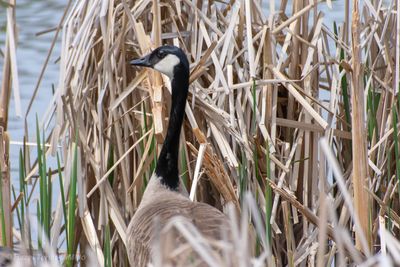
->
xmin=126 ymin=46 xmax=231 ymax=266
xmin=126 ymin=177 xmax=230 ymax=266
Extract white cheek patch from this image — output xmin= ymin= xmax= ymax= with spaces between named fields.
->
xmin=153 ymin=54 xmax=180 ymax=78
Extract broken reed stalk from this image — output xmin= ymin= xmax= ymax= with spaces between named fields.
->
xmin=350 ymin=1 xmax=372 ymax=253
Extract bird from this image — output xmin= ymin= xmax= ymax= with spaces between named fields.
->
xmin=126 ymin=45 xmax=231 ymax=266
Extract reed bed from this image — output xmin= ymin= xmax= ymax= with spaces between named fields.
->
xmin=2 ymin=0 xmax=400 ymax=266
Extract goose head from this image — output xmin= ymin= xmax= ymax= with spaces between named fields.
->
xmin=130 ymin=45 xmax=189 ymax=80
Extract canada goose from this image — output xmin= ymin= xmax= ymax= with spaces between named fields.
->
xmin=126 ymin=46 xmax=230 ymax=266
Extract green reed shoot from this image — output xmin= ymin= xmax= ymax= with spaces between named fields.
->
xmin=0 ymin=165 xmax=7 ymax=246
xmin=392 ymin=106 xmax=400 ymax=196
xmin=104 ymin=223 xmax=112 ymax=267
xmin=66 ymin=134 xmax=78 ymax=267
xmin=36 ymin=116 xmax=51 ymax=243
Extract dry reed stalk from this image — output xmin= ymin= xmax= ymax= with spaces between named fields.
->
xmin=0 ymin=35 xmax=11 ymax=129
xmin=350 ymin=1 xmax=372 ymax=253
xmin=4 ymin=0 xmax=20 ymax=119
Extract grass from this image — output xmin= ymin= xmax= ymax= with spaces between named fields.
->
xmin=36 ymin=116 xmax=51 ymax=244
xmin=104 ymin=223 xmax=112 ymax=267
xmin=66 ymin=133 xmax=78 ymax=267
xmin=392 ymin=106 xmax=400 ymax=196
xmin=56 ymin=153 xmax=68 ymax=250
xmin=1 ymin=0 xmax=400 ymax=266
xmin=0 ymin=165 xmax=7 ymax=246
xmin=18 ymin=149 xmax=26 ymax=239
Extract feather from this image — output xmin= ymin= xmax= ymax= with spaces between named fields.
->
xmin=127 ymin=177 xmax=230 ymax=266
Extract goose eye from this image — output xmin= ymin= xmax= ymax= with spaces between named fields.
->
xmin=157 ymin=51 xmax=166 ymax=58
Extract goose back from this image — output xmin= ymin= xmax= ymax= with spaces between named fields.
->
xmin=126 ymin=176 xmax=230 ymax=266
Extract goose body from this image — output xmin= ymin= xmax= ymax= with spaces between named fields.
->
xmin=126 ymin=46 xmax=230 ymax=266
xmin=127 ymin=176 xmax=229 ymax=266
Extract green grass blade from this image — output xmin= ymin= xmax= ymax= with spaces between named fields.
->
xmin=180 ymin=147 xmax=189 ymax=189
xmin=238 ymin=149 xmax=247 ymax=203
xmin=333 ymin=21 xmax=351 ymax=128
xmin=0 ymin=166 xmax=7 ymax=246
xmin=48 ymin=168 xmax=52 ymax=239
xmin=107 ymin=146 xmax=115 ymax=185
xmin=150 ymin=130 xmax=157 ymax=174
xmin=36 ymin=116 xmax=44 ymax=236
xmin=104 ymin=223 xmax=112 ymax=267
xmin=57 ymin=153 xmax=69 ymax=250
xmin=392 ymin=106 xmax=400 ymax=196
xmin=18 ymin=149 xmax=25 ymax=237
xmin=42 ymin=131 xmax=50 ymax=239
xmin=36 ymin=115 xmax=51 ymax=241
xmin=67 ymin=136 xmax=79 ymax=267
xmin=37 ymin=200 xmax=41 ymax=249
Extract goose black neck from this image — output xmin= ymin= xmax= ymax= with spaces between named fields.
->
xmin=155 ymin=67 xmax=189 ymax=190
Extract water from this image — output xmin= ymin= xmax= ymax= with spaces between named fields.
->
xmin=0 ymin=0 xmax=65 ymax=178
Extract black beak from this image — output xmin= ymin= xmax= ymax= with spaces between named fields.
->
xmin=130 ymin=54 xmax=152 ymax=67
